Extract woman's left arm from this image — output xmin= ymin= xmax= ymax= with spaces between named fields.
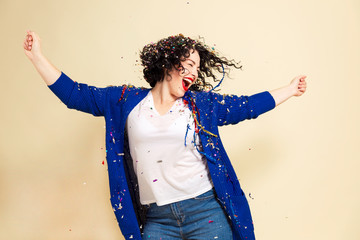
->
xmin=270 ymin=75 xmax=307 ymax=107
xmin=214 ymin=75 xmax=307 ymax=126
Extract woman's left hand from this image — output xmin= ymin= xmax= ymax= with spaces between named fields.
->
xmin=270 ymin=75 xmax=308 ymax=106
xmin=290 ymin=75 xmax=307 ymax=97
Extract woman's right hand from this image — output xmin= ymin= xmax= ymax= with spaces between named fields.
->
xmin=23 ymin=30 xmax=42 ymax=61
xmin=23 ymin=30 xmax=61 ymax=85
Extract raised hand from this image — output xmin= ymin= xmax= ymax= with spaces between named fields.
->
xmin=289 ymin=75 xmax=307 ymax=97
xmin=23 ymin=30 xmax=61 ymax=85
xmin=269 ymin=75 xmax=308 ymax=106
xmin=23 ymin=30 xmax=42 ymax=61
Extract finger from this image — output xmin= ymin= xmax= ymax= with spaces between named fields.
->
xmin=27 ymin=31 xmax=35 ymax=41
xmin=299 ymin=76 xmax=307 ymax=81
xmin=25 ymin=42 xmax=32 ymax=50
xmin=30 ymin=32 xmax=39 ymax=42
xmin=24 ymin=44 xmax=31 ymax=51
xmin=298 ymin=84 xmax=306 ymax=88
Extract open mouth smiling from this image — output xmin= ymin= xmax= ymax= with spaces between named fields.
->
xmin=182 ymin=77 xmax=194 ymax=91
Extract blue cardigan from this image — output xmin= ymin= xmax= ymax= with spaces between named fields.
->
xmin=49 ymin=72 xmax=275 ymax=240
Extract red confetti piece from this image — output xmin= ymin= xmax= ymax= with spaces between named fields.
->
xmin=102 ymin=161 xmax=105 ymax=165
xmin=118 ymin=86 xmax=127 ymax=102
xmin=208 ymin=220 xmax=214 ymax=223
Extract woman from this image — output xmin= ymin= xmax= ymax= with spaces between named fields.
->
xmin=23 ymin=31 xmax=307 ymax=240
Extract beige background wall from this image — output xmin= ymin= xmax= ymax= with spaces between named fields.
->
xmin=1 ymin=0 xmax=359 ymax=239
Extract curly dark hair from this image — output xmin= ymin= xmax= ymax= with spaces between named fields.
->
xmin=139 ymin=34 xmax=242 ymax=91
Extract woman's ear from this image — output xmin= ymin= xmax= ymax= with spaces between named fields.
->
xmin=163 ymin=68 xmax=172 ymax=82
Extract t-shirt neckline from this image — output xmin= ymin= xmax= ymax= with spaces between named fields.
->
xmin=148 ymin=91 xmax=182 ymax=117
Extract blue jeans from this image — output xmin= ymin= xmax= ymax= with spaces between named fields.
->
xmin=142 ymin=188 xmax=233 ymax=240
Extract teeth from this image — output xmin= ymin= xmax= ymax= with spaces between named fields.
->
xmin=184 ymin=78 xmax=192 ymax=84
xmin=183 ymin=78 xmax=192 ymax=84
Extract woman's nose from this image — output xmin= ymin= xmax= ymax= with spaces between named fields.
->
xmin=191 ymin=70 xmax=198 ymax=79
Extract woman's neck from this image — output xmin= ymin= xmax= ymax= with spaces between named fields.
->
xmin=151 ymin=81 xmax=178 ymax=116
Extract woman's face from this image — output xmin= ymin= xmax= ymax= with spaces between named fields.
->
xmin=165 ymin=49 xmax=200 ymax=98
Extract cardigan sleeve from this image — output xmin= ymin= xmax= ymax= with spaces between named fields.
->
xmin=48 ymin=72 xmax=109 ymax=116
xmin=215 ymin=91 xmax=276 ymax=126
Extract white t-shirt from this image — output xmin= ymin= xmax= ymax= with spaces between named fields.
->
xmin=126 ymin=91 xmax=213 ymax=206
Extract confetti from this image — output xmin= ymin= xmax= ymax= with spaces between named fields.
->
xmin=209 ymin=220 xmax=214 ymax=223
xmin=249 ymin=193 xmax=254 ymax=199
xmin=153 ymin=179 xmax=158 ymax=182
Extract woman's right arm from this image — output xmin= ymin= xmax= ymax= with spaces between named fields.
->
xmin=23 ymin=30 xmax=112 ymax=117
xmin=23 ymin=30 xmax=61 ymax=86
